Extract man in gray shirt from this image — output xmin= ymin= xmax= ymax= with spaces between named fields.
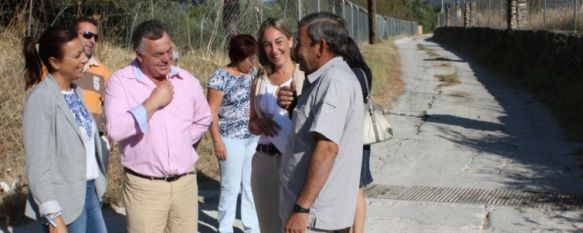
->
xmin=279 ymin=12 xmax=364 ymax=233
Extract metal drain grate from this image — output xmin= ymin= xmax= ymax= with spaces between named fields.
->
xmin=365 ymin=184 xmax=583 ymax=209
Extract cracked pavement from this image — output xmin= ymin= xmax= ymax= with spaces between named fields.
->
xmin=365 ymin=36 xmax=583 ymax=232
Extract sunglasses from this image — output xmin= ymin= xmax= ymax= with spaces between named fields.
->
xmin=81 ymin=31 xmax=98 ymax=41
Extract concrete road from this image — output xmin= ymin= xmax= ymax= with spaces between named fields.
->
xmin=365 ymin=36 xmax=583 ymax=232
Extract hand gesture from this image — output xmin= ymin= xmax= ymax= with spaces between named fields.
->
xmin=249 ymin=117 xmax=280 ymax=137
xmin=149 ymin=80 xmax=174 ymax=109
xmin=277 ymin=85 xmax=296 ymax=110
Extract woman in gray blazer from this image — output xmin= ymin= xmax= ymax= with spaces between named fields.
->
xmin=22 ymin=25 xmax=109 ymax=233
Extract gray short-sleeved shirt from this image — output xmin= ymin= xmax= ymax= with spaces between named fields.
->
xmin=279 ymin=57 xmax=364 ymax=230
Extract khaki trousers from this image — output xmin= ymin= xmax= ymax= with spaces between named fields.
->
xmin=251 ymin=151 xmax=282 ymax=233
xmin=123 ymin=171 xmax=198 ymax=233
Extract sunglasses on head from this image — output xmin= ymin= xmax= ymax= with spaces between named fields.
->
xmin=81 ymin=31 xmax=98 ymax=41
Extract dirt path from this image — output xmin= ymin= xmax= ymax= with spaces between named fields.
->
xmin=364 ymin=36 xmax=583 ymax=232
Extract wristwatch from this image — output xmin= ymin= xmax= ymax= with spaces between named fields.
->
xmin=293 ymin=203 xmax=310 ymax=214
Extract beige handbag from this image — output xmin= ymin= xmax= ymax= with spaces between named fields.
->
xmin=356 ymin=69 xmax=393 ymax=145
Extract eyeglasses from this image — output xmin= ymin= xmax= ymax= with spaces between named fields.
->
xmin=81 ymin=31 xmax=98 ymax=41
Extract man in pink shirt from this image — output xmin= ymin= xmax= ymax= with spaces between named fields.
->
xmin=104 ymin=20 xmax=211 ymax=233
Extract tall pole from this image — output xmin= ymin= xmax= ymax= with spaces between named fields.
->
xmin=368 ymin=0 xmax=376 ymax=44
xmin=575 ymin=0 xmax=578 ymax=32
xmin=27 ymin=0 xmax=33 ymax=36
xmin=342 ymin=0 xmax=346 ymax=18
xmin=298 ymin=0 xmax=303 ymax=21
xmin=500 ymin=0 xmax=503 ymax=28
xmin=410 ymin=0 xmax=415 ymax=35
xmin=543 ymin=0 xmax=546 ymax=29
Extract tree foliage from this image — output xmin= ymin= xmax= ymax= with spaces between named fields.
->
xmin=411 ymin=0 xmax=437 ymax=32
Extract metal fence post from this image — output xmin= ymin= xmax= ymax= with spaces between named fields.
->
xmin=499 ymin=0 xmax=503 ymax=29
xmin=543 ymin=0 xmax=546 ymax=29
xmin=298 ymin=0 xmax=302 ymax=21
xmin=351 ymin=2 xmax=354 ymax=39
xmin=342 ymin=0 xmax=346 ymax=18
xmin=317 ymin=0 xmax=321 ymax=12
xmin=575 ymin=0 xmax=578 ymax=32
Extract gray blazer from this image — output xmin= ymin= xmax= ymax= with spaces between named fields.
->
xmin=23 ymin=75 xmax=108 ymax=224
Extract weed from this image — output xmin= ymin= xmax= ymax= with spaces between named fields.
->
xmin=435 ymin=72 xmax=460 ymax=87
xmin=426 ymin=50 xmax=440 ymax=57
xmin=448 ymin=91 xmax=470 ymax=98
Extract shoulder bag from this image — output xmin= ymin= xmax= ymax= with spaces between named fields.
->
xmin=355 ymin=68 xmax=393 ymax=145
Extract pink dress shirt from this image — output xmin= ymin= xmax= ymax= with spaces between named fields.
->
xmin=104 ymin=59 xmax=212 ymax=177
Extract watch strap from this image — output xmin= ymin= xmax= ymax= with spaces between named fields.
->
xmin=293 ymin=203 xmax=310 ymax=214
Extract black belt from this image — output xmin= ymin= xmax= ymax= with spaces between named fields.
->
xmin=256 ymin=143 xmax=281 ymax=155
xmin=124 ymin=168 xmax=195 ymax=182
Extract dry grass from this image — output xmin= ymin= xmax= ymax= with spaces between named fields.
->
xmin=0 ymin=29 xmax=28 ymax=227
xmin=0 ymin=28 xmax=402 ymax=226
xmin=416 ymin=43 xmax=440 ymax=57
xmin=361 ymin=39 xmax=405 ymax=109
xmin=527 ymin=7 xmax=583 ymax=31
xmin=435 ymin=72 xmax=460 ymax=87
xmin=472 ymin=7 xmax=583 ymax=31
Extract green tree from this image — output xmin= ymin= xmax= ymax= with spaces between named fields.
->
xmin=411 ymin=0 xmax=437 ymax=32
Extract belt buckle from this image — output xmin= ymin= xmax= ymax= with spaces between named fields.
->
xmin=164 ymin=175 xmax=178 ymax=182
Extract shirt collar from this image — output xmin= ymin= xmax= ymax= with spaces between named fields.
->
xmin=131 ymin=58 xmax=181 ymax=82
xmin=83 ymin=57 xmax=101 ymax=71
xmin=306 ymin=56 xmax=344 ymax=84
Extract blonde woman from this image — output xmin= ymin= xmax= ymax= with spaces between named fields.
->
xmin=249 ymin=18 xmax=304 ymax=233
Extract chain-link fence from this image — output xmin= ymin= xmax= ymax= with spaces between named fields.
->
xmin=180 ymin=0 xmax=418 ymax=51
xmin=437 ymin=0 xmax=583 ymax=32
xmin=7 ymin=0 xmax=416 ymax=53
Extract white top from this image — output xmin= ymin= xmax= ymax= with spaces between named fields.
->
xmin=256 ymin=77 xmax=292 ymax=153
xmin=61 ymin=89 xmax=99 ymax=180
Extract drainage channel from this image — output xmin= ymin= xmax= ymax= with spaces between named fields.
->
xmin=365 ymin=184 xmax=583 ymax=209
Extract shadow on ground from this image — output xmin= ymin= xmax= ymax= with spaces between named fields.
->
xmin=422 ymin=37 xmax=583 ymax=194
xmin=5 ymin=172 xmax=246 ymax=233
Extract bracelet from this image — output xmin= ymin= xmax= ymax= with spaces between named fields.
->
xmin=45 ymin=211 xmax=62 ymax=228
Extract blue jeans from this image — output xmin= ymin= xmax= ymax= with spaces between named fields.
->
xmin=218 ymin=136 xmax=259 ymax=233
xmin=68 ymin=180 xmax=107 ymax=233
xmin=41 ymin=180 xmax=107 ymax=233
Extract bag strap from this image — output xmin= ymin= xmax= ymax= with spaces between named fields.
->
xmin=353 ymin=68 xmax=371 ymax=102
xmin=253 ymin=70 xmax=265 ymax=119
